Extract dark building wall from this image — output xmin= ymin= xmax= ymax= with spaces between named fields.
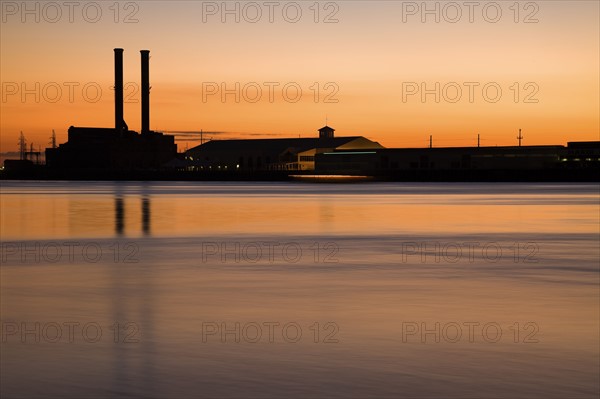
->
xmin=556 ymin=142 xmax=600 ymax=169
xmin=315 ymin=145 xmax=599 ymax=174
xmin=46 ymin=127 xmax=176 ymax=170
xmin=3 ymin=159 xmax=35 ymax=171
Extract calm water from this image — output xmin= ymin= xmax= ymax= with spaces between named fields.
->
xmin=1 ymin=181 xmax=599 ymax=398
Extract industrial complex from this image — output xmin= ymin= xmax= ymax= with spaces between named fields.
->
xmin=2 ymin=49 xmax=598 ymax=181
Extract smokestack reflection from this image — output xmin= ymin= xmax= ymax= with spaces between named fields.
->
xmin=115 ymin=196 xmax=124 ymax=236
xmin=142 ymin=196 xmax=151 ymax=236
xmin=114 ymin=195 xmax=152 ymax=236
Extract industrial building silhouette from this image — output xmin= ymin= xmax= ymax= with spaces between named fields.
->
xmin=3 ymin=48 xmax=596 ymax=181
xmin=314 ymin=141 xmax=600 ymax=174
xmin=45 ymin=48 xmax=176 ymax=170
xmin=184 ymin=127 xmax=384 ymax=171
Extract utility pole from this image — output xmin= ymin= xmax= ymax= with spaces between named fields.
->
xmin=28 ymin=143 xmax=39 ymax=164
xmin=18 ymin=131 xmax=26 ymax=160
xmin=517 ymin=129 xmax=523 ymax=147
xmin=477 ymin=134 xmax=480 ymax=148
xmin=50 ymin=129 xmax=57 ymax=149
xmin=429 ymin=135 xmax=432 ymax=149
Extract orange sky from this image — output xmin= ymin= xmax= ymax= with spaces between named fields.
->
xmin=1 ymin=1 xmax=598 ymax=152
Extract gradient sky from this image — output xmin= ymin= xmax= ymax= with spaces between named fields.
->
xmin=1 ymin=0 xmax=598 ymax=152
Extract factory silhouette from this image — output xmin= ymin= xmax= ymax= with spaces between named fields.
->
xmin=2 ymin=49 xmax=598 ymax=181
xmin=45 ymin=49 xmax=176 ymax=170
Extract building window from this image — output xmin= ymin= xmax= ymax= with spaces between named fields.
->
xmin=300 ymin=156 xmax=314 ymax=162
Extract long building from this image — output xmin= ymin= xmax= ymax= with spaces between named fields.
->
xmin=185 ymin=126 xmax=384 ymax=171
xmin=315 ymin=141 xmax=600 ymax=175
xmin=185 ymin=123 xmax=599 ymax=176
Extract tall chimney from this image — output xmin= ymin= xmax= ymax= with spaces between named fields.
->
xmin=141 ymin=50 xmax=150 ymax=134
xmin=114 ymin=48 xmax=124 ymax=132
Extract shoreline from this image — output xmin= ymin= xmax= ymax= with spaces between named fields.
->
xmin=1 ymin=168 xmax=598 ymax=183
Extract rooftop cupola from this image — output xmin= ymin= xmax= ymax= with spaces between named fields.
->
xmin=318 ymin=125 xmax=335 ymax=139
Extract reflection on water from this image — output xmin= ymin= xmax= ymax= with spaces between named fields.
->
xmin=142 ymin=196 xmax=151 ymax=236
xmin=115 ymin=196 xmax=124 ymax=236
xmin=113 ymin=194 xmax=151 ymax=237
xmin=1 ymin=182 xmax=598 ymax=240
xmin=1 ymin=182 xmax=598 ymax=398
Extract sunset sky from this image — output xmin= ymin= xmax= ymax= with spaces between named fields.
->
xmin=1 ymin=0 xmax=598 ymax=152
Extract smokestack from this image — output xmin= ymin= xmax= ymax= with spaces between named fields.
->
xmin=114 ymin=48 xmax=124 ymax=132
xmin=141 ymin=50 xmax=150 ymax=134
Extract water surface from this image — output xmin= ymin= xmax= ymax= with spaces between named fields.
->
xmin=1 ymin=181 xmax=598 ymax=398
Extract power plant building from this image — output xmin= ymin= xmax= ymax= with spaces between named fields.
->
xmin=45 ymin=48 xmax=176 ymax=170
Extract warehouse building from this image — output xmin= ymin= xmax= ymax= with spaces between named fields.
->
xmin=185 ymin=126 xmax=384 ymax=171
